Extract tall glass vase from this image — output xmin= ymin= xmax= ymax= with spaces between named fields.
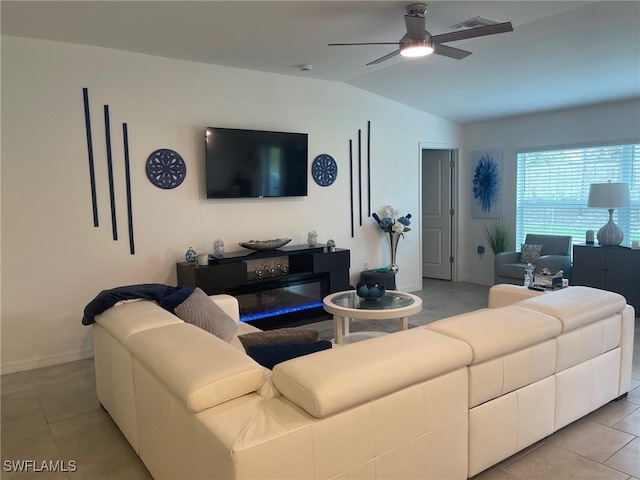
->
xmin=387 ymin=232 xmax=401 ymax=273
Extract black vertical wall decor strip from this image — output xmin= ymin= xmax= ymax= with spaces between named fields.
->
xmin=349 ymin=140 xmax=354 ymax=238
xmin=358 ymin=129 xmax=362 ymax=226
xmin=367 ymin=121 xmax=371 ymax=217
xmin=104 ymin=105 xmax=118 ymax=241
xmin=123 ymin=123 xmax=135 ymax=255
xmin=82 ymin=88 xmax=99 ymax=227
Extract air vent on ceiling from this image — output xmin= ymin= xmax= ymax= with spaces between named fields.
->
xmin=450 ymin=16 xmax=500 ymax=29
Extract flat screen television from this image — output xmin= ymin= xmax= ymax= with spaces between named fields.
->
xmin=205 ymin=127 xmax=308 ymax=198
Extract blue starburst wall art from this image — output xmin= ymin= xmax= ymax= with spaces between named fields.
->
xmin=471 ymin=150 xmax=502 ymax=219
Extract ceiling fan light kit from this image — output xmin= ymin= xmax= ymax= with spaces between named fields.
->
xmin=400 ymin=37 xmax=434 ymax=58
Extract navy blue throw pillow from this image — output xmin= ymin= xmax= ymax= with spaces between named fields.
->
xmin=246 ymin=341 xmax=332 ymax=370
xmin=159 ymin=286 xmax=195 ymax=313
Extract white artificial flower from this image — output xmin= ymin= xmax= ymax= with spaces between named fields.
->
xmin=392 ymin=221 xmax=405 ymax=234
xmin=384 ymin=205 xmax=400 ymax=220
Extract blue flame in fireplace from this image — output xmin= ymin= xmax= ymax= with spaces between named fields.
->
xmin=240 ymin=301 xmax=324 ymax=322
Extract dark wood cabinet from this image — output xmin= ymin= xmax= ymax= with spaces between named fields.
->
xmin=176 ymin=245 xmax=351 ymax=328
xmin=572 ymin=245 xmax=640 ymax=312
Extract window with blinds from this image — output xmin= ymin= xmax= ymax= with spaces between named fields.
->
xmin=516 ymin=143 xmax=639 ymax=248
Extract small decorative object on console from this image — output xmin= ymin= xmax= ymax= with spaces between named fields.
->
xmin=586 ymin=230 xmax=594 ymax=244
xmin=239 ymin=238 xmax=292 ymax=251
xmin=356 ymin=281 xmax=386 ymax=301
xmin=307 ymin=230 xmax=318 ymax=246
xmin=326 ymin=239 xmax=336 ymax=252
xmin=213 ymin=239 xmax=225 ymax=256
xmin=254 ymin=260 xmax=289 ymax=279
xmin=185 ymin=246 xmax=197 ymax=264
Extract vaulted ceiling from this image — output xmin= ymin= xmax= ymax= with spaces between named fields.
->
xmin=2 ymin=1 xmax=639 ymax=124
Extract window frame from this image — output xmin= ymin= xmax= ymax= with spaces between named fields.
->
xmin=515 ymin=139 xmax=639 ymax=250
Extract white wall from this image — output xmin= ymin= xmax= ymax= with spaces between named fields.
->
xmin=0 ymin=36 xmax=462 ymax=373
xmin=459 ymin=99 xmax=640 ymax=285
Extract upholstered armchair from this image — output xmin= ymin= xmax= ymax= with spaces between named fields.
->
xmin=494 ymin=234 xmax=572 ymax=285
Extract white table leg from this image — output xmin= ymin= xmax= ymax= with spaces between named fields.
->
xmin=334 ymin=315 xmax=350 ymax=345
xmin=400 ymin=317 xmax=409 ymax=331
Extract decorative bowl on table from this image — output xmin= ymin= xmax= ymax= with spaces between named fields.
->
xmin=238 ymin=238 xmax=292 ymax=251
xmin=356 ymin=281 xmax=386 ymax=301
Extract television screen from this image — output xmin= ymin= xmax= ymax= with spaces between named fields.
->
xmin=205 ymin=127 xmax=308 ymax=198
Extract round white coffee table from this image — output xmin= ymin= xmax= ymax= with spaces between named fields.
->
xmin=323 ymin=290 xmax=423 ymax=345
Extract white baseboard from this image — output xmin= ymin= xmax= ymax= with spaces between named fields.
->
xmin=1 ymin=348 xmax=94 ymax=375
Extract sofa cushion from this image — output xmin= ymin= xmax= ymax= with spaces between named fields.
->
xmin=238 ymin=328 xmax=320 ymax=350
xmin=525 ymin=234 xmax=571 ymax=256
xmin=426 ymin=305 xmax=562 ymax=365
xmin=247 ymin=341 xmax=332 ymax=370
xmin=175 ymin=288 xmax=238 ymax=342
xmin=128 ymin=323 xmax=265 ymax=413
xmin=520 ymin=244 xmax=543 ymax=264
xmin=95 ymin=300 xmax=183 ymax=347
xmin=517 ymin=286 xmax=627 ymax=333
xmin=272 ymin=328 xmax=472 ymax=418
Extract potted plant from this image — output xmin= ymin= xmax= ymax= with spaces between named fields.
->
xmin=483 ymin=220 xmax=511 ymax=254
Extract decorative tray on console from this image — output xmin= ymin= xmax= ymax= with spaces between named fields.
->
xmin=238 ymin=238 xmax=292 ymax=251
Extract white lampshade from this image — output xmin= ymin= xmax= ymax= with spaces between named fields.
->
xmin=587 ymin=182 xmax=630 ymax=246
xmin=588 ymin=182 xmax=630 ymax=208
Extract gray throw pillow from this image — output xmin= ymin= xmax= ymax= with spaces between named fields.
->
xmin=175 ymin=288 xmax=238 ymax=342
xmin=520 ymin=244 xmax=543 ymax=264
xmin=238 ymin=327 xmax=320 ymax=351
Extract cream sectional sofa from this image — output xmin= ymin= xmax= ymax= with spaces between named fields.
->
xmin=92 ymin=285 xmax=635 ymax=479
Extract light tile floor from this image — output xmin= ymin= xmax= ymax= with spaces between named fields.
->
xmin=1 ymin=280 xmax=639 ymax=479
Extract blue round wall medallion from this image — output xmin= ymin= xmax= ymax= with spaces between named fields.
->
xmin=311 ymin=154 xmax=338 ymax=187
xmin=146 ymin=149 xmax=186 ymax=189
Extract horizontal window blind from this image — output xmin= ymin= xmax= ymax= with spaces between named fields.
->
xmin=516 ymin=143 xmax=639 ymax=248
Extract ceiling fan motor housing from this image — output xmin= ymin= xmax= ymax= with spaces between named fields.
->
xmin=406 ymin=3 xmax=428 ymax=17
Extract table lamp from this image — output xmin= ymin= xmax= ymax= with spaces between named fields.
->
xmin=587 ymin=182 xmax=630 ymax=246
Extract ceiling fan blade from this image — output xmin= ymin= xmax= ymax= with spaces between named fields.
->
xmin=432 ymin=22 xmax=513 ymax=44
xmin=404 ymin=15 xmax=426 ymax=40
xmin=367 ymin=49 xmax=400 ymax=66
xmin=433 ymin=43 xmax=472 ymax=60
xmin=328 ymin=42 xmax=399 ymax=46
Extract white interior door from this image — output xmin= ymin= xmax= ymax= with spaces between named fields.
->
xmin=422 ymin=149 xmax=453 ymax=280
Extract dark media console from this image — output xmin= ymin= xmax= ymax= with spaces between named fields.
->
xmin=176 ymin=245 xmax=350 ymax=329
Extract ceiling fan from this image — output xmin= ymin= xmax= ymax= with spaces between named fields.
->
xmin=328 ymin=3 xmax=513 ymax=65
